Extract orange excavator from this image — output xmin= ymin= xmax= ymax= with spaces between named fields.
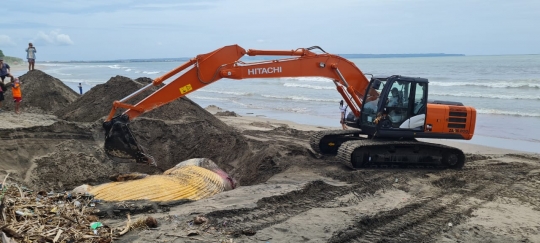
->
xmin=103 ymin=45 xmax=476 ymax=169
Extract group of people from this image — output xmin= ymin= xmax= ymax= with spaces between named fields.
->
xmin=0 ymin=42 xmax=34 ymax=114
xmin=0 ymin=59 xmax=22 ymax=114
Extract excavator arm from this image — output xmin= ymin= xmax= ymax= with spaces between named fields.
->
xmin=103 ymin=44 xmax=373 ymax=165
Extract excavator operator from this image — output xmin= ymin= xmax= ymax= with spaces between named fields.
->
xmin=388 ymin=87 xmax=401 ymax=107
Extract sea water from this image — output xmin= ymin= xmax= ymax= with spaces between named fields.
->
xmin=15 ymin=55 xmax=540 ymax=153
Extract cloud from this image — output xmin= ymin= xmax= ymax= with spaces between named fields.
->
xmin=34 ymin=30 xmax=74 ymax=46
xmin=0 ymin=35 xmax=16 ymax=46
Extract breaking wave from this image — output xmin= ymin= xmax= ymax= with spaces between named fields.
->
xmin=283 ymin=83 xmax=335 ymax=90
xmin=431 ymin=81 xmax=540 ymax=89
xmin=476 ymin=109 xmax=540 ymax=117
xmin=198 ymin=90 xmax=253 ymax=96
xmin=430 ymin=92 xmax=540 ymax=100
xmin=279 ymin=77 xmax=333 ymax=82
xmin=261 ymin=94 xmax=336 ymax=103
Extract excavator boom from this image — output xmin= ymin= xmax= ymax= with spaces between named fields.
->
xmin=103 ymin=44 xmax=372 ymax=165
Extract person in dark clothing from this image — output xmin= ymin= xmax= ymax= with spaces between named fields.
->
xmin=0 ymin=59 xmax=14 ymax=84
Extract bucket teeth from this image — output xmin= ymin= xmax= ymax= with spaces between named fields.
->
xmin=103 ymin=115 xmax=155 ymax=165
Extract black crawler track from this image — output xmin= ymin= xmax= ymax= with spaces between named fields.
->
xmin=337 ymin=140 xmax=466 ymax=169
xmin=309 ymin=129 xmax=362 ymax=154
xmin=310 ymin=130 xmax=466 ymax=169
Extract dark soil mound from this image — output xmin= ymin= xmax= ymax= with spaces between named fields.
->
xmin=55 ymin=75 xmax=220 ymax=122
xmin=54 ymin=76 xmax=145 ymax=122
xmin=55 ymin=75 xmax=252 ymax=173
xmin=3 ymin=70 xmax=78 ymax=114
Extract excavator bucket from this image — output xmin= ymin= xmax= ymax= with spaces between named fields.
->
xmin=103 ymin=114 xmax=156 ymax=166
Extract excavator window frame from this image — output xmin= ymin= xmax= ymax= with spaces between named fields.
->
xmin=359 ymin=75 xmax=430 ymax=136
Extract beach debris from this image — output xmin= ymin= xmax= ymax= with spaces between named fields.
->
xmin=0 ymin=182 xmax=116 ymax=242
xmin=71 ymin=184 xmax=93 ymax=195
xmin=215 ymin=111 xmax=239 ymax=117
xmin=90 ymin=222 xmax=104 ymax=234
xmin=194 ymin=215 xmax=208 ymax=224
xmin=118 ymin=214 xmax=159 ymax=236
xmin=187 ymin=230 xmax=199 ymax=236
xmin=145 ymin=216 xmax=158 ymax=228
xmin=1 ymin=232 xmax=16 ymax=243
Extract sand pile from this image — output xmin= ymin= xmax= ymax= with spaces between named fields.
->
xmin=0 ymin=71 xmax=300 ymax=192
xmin=55 ymin=76 xmax=148 ymax=122
xmin=55 ymin=75 xmax=236 ymax=123
xmin=3 ymin=70 xmax=79 ymax=114
xmin=55 ymin=75 xmax=251 ymax=172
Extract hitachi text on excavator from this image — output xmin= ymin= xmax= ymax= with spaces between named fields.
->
xmin=103 ymin=45 xmax=476 ymax=169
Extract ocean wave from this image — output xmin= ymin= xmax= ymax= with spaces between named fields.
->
xmin=46 ymin=70 xmax=73 ymax=76
xmin=143 ymin=71 xmax=160 ymax=75
xmin=476 ymin=109 xmax=540 ymax=117
xmin=107 ymin=65 xmax=124 ymax=69
xmin=283 ymin=83 xmax=335 ymax=90
xmin=62 ymin=79 xmax=103 ymax=85
xmin=272 ymin=106 xmax=310 ymax=113
xmin=186 ymin=95 xmax=230 ymax=101
xmin=430 ymin=92 xmax=540 ymax=100
xmin=39 ymin=63 xmax=72 ymax=67
xmin=279 ymin=77 xmax=333 ymax=82
xmin=198 ymin=89 xmax=253 ymax=96
xmin=261 ymin=94 xmax=336 ymax=103
xmin=431 ymin=81 xmax=540 ymax=89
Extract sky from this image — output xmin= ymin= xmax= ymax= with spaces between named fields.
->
xmin=0 ymin=0 xmax=539 ymax=61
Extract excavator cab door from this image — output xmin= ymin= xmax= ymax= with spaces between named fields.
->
xmin=359 ymin=75 xmax=429 ymax=138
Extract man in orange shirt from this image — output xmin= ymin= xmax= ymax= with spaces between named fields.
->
xmin=12 ymin=78 xmax=22 ymax=114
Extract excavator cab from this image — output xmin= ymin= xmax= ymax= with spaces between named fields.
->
xmin=359 ymin=75 xmax=429 ymax=138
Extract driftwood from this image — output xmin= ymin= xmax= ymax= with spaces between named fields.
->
xmin=0 ymin=174 xmax=161 ymax=243
xmin=0 ymin=182 xmax=116 ymax=243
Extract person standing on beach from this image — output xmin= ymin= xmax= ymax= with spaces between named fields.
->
xmin=78 ymin=83 xmax=83 ymax=94
xmin=339 ymin=100 xmax=348 ymax=130
xmin=26 ymin=43 xmax=37 ymax=71
xmin=12 ymin=78 xmax=22 ymax=114
xmin=0 ymin=59 xmax=14 ymax=84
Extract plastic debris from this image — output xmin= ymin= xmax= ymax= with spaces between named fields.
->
xmin=90 ymin=222 xmax=104 ymax=230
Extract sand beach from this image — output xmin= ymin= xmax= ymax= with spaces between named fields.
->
xmin=0 ymin=70 xmax=539 ymax=243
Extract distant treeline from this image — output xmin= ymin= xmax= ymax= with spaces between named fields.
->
xmin=339 ymin=53 xmax=464 ymax=58
xmin=0 ymin=50 xmax=24 ymax=64
xmin=45 ymin=53 xmax=465 ymax=63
